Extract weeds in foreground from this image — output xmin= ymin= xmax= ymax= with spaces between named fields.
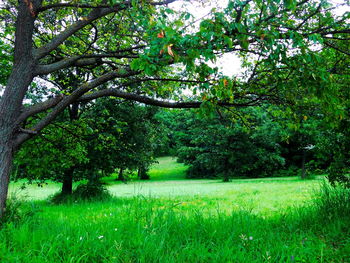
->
xmin=0 ymin=193 xmax=39 ymax=227
xmin=1 ymin=181 xmax=349 ymax=262
xmin=313 ymin=181 xmax=350 ymax=218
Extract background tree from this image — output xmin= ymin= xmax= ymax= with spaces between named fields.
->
xmin=164 ymin=108 xmax=285 ymax=181
xmin=14 ymin=100 xmax=159 ymax=194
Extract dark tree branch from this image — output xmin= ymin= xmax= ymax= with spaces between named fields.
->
xmin=14 ymin=68 xmax=138 ymax=146
xmin=18 ymin=128 xmax=38 ymax=135
xmin=34 ymin=8 xmax=121 ymax=59
xmin=83 ymin=23 xmax=99 ymax=53
xmin=33 ymin=0 xmax=176 ymax=59
xmin=138 ymin=77 xmax=207 ymax=84
xmin=77 ymin=88 xmax=260 ymax=109
xmin=35 ymin=57 xmax=101 ymax=75
xmin=37 ymin=3 xmax=111 ymax=12
xmin=37 ymin=0 xmax=177 ymax=12
xmin=321 ymin=29 xmax=350 ymax=35
xmin=35 ymin=52 xmax=140 ymax=75
xmin=295 ymin=3 xmax=322 ymax=30
xmin=17 ymin=94 xmax=64 ymax=124
xmin=325 ymin=41 xmax=350 ymax=56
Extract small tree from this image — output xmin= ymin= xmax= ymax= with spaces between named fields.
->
xmin=14 ymin=100 xmax=159 ymax=194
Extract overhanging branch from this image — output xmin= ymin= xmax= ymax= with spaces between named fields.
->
xmin=37 ymin=0 xmax=177 ymax=12
xmin=35 ymin=50 xmax=142 ymax=75
xmin=78 ymin=88 xmax=258 ymax=109
xmin=14 ymin=68 xmax=138 ymax=146
xmin=17 ymin=94 xmax=64 ymax=124
xmin=33 ymin=0 xmax=177 ymax=59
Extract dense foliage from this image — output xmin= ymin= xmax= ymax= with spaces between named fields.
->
xmin=14 ymin=101 xmax=160 ymax=193
xmin=155 ymin=106 xmax=349 ymax=181
xmin=163 ymin=109 xmax=285 ymax=179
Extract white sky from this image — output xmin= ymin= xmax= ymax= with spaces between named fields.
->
xmin=170 ymin=0 xmax=350 ymax=77
xmin=170 ymin=0 xmax=242 ymax=77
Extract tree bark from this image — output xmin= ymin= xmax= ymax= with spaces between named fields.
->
xmin=0 ymin=0 xmax=38 ymax=218
xmin=0 ymin=139 xmax=14 ymax=218
xmin=61 ymin=167 xmax=74 ymax=195
xmin=116 ymin=168 xmax=125 ymax=181
xmin=223 ymin=175 xmax=230 ymax=182
xmin=223 ymin=158 xmax=230 ymax=182
xmin=138 ymin=166 xmax=150 ymax=180
xmin=0 ymin=65 xmax=35 ymax=218
xmin=301 ymin=150 xmax=307 ymax=179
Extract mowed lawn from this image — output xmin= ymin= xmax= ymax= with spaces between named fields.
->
xmin=3 ymin=157 xmax=349 ymax=263
xmin=10 ymin=157 xmax=320 ymax=216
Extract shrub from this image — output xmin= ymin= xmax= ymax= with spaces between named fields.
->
xmin=50 ymin=191 xmax=74 ymax=204
xmin=314 ymin=181 xmax=350 ymax=219
xmin=327 ymin=159 xmax=350 ymax=188
xmin=73 ymin=181 xmax=111 ymax=201
xmin=50 ymin=181 xmax=112 ymax=204
xmin=272 ymin=165 xmax=300 ymax=177
xmin=0 ymin=194 xmax=39 ymax=226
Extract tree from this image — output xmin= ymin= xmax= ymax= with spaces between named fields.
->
xmin=169 ymin=108 xmax=285 ymax=180
xmin=14 ymin=100 xmax=159 ymax=194
xmin=0 ymin=0 xmax=349 ymax=217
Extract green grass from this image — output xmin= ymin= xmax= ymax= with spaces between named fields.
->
xmin=2 ymin=157 xmax=350 ymax=262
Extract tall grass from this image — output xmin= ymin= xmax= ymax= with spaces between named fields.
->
xmin=0 ymin=192 xmax=349 ymax=263
xmin=2 ymin=158 xmax=349 ymax=262
xmin=313 ymin=181 xmax=350 ymax=218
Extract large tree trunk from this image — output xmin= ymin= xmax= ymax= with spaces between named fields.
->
xmin=0 ymin=139 xmax=14 ymax=218
xmin=0 ymin=63 xmax=35 ymax=217
xmin=301 ymin=150 xmax=307 ymax=179
xmin=61 ymin=167 xmax=74 ymax=195
xmin=223 ymin=158 xmax=230 ymax=182
xmin=0 ymin=1 xmax=38 ymax=218
xmin=138 ymin=166 xmax=150 ymax=180
xmin=116 ymin=168 xmax=125 ymax=181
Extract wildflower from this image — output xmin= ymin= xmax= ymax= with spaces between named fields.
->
xmin=114 ymin=228 xmax=118 ymax=231
xmin=264 ymin=251 xmax=271 ymax=261
xmin=249 ymin=236 xmax=253 ymax=240
xmin=239 ymin=234 xmax=247 ymax=241
xmin=98 ymin=235 xmax=104 ymax=239
xmin=79 ymin=237 xmax=83 ymax=241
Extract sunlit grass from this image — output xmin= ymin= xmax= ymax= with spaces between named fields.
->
xmin=3 ymin=157 xmax=349 ymax=262
xmin=1 ymin=194 xmax=349 ymax=263
xmin=10 ymin=157 xmax=321 ymax=216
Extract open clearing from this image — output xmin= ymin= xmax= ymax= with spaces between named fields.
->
xmin=10 ymin=157 xmax=321 ymax=216
xmin=3 ymin=157 xmax=349 ymax=263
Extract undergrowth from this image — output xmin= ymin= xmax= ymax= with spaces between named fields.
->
xmin=50 ymin=181 xmax=112 ymax=204
xmin=1 ymin=180 xmax=349 ymax=262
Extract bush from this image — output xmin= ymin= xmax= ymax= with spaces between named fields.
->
xmin=314 ymin=181 xmax=350 ymax=219
xmin=50 ymin=181 xmax=112 ymax=204
xmin=327 ymin=159 xmax=350 ymax=188
xmin=272 ymin=165 xmax=300 ymax=177
xmin=0 ymin=194 xmax=39 ymax=226
xmin=50 ymin=192 xmax=74 ymax=204
xmin=73 ymin=181 xmax=111 ymax=201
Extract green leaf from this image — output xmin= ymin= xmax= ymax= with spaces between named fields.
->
xmin=284 ymin=0 xmax=296 ymax=10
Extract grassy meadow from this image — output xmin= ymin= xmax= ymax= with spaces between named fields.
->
xmin=2 ymin=157 xmax=350 ymax=262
